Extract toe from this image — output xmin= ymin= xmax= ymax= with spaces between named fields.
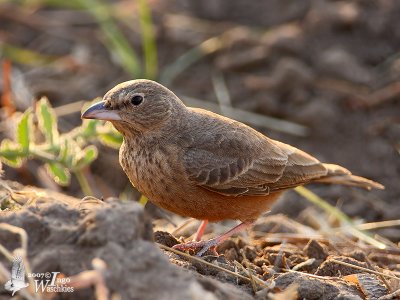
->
xmin=196 ymin=239 xmax=219 ymax=257
xmin=172 ymin=241 xmax=206 ymax=252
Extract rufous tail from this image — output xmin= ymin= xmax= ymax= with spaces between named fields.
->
xmin=315 ymin=164 xmax=384 ymax=190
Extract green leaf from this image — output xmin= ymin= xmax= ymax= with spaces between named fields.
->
xmin=81 ymin=119 xmax=98 ymax=138
xmin=73 ymin=145 xmax=98 ymax=170
xmin=58 ymin=139 xmax=75 ymax=169
xmin=97 ymin=123 xmax=123 ymax=149
xmin=1 ymin=43 xmax=57 ymax=66
xmin=0 ymin=139 xmax=24 ymax=167
xmin=59 ymin=139 xmax=69 ymax=163
xmin=46 ymin=162 xmax=70 ymax=186
xmin=98 ymin=132 xmax=123 ymax=149
xmin=16 ymin=109 xmax=32 ymax=152
xmin=37 ymin=97 xmax=59 ymax=146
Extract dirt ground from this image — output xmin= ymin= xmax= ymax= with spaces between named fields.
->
xmin=0 ymin=0 xmax=400 ymax=299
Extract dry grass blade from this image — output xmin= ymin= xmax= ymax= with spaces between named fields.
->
xmin=212 ymin=71 xmax=232 ymax=117
xmin=1 ymin=60 xmax=15 ymax=117
xmin=53 ymin=100 xmax=86 ymax=117
xmin=65 ymin=258 xmax=109 ymax=300
xmin=0 ymin=180 xmax=45 ymax=208
xmin=233 ymin=261 xmax=257 ymax=293
xmin=160 ymin=36 xmax=224 ymax=86
xmin=0 ymin=243 xmax=14 ymax=262
xmin=274 ymin=241 xmax=289 ymax=271
xmin=239 ymin=249 xmax=259 ymax=293
xmin=183 ymin=95 xmax=309 ymax=136
xmin=171 ymin=218 xmax=196 ymax=236
xmin=0 ymin=223 xmax=28 ymax=253
xmin=355 ymin=220 xmax=400 ymax=231
xmin=282 ymin=268 xmax=340 ymax=281
xmin=330 ymin=259 xmax=400 ymax=281
xmin=252 ymin=233 xmax=328 ymax=244
xmin=378 ymin=288 xmax=400 ymax=300
xmin=0 ymin=224 xmax=38 ymax=299
xmin=291 ymin=258 xmax=316 ymax=271
xmin=295 ymin=186 xmax=387 ymax=249
xmin=364 ymin=256 xmax=393 ymax=293
xmin=157 ymin=243 xmax=271 ymax=288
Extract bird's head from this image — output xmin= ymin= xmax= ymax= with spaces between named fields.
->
xmin=81 ymin=80 xmax=186 ymax=135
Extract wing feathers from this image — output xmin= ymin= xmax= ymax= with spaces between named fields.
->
xmin=182 ymin=110 xmax=331 ymax=196
xmin=184 ymin=138 xmax=327 ymax=196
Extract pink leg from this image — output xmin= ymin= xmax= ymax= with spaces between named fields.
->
xmin=194 ymin=220 xmax=208 ymax=241
xmin=172 ymin=221 xmax=253 ymax=257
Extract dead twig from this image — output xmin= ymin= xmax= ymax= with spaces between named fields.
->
xmin=378 ymin=288 xmax=400 ymax=300
xmin=0 ymin=224 xmax=38 ymax=299
xmin=183 ymin=95 xmax=309 ymax=136
xmin=1 ymin=60 xmax=15 ymax=117
xmin=157 ymin=243 xmax=271 ymax=288
xmin=291 ymin=258 xmax=316 ymax=271
xmin=63 ymin=258 xmax=109 ymax=300
xmin=331 ymin=259 xmax=400 ymax=281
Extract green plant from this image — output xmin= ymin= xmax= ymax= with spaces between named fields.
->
xmin=0 ymin=98 xmax=122 ymax=195
xmin=1 ymin=0 xmax=158 ymax=79
xmin=295 ymin=186 xmax=387 ymax=249
xmin=81 ymin=0 xmax=158 ymax=79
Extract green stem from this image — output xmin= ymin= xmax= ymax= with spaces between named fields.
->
xmin=294 ymin=186 xmax=386 ymax=249
xmin=138 ymin=0 xmax=158 ymax=79
xmin=295 ymin=186 xmax=351 ymax=223
xmin=74 ymin=170 xmax=94 ymax=196
xmin=29 ymin=148 xmax=57 ymax=162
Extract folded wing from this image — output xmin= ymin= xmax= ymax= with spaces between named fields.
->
xmin=182 ymin=112 xmax=328 ymax=196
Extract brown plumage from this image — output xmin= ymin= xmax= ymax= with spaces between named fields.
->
xmin=82 ymin=79 xmax=384 ymax=255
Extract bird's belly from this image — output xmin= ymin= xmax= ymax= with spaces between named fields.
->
xmin=119 ymin=144 xmax=282 ymax=222
xmin=149 ymin=185 xmax=283 ymax=222
xmin=122 ymin=159 xmax=281 ymax=221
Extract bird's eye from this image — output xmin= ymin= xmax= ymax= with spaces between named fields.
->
xmin=130 ymin=95 xmax=143 ymax=106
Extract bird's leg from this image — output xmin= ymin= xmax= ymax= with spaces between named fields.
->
xmin=194 ymin=220 xmax=208 ymax=241
xmin=196 ymin=221 xmax=253 ymax=256
xmin=172 ymin=221 xmax=253 ymax=257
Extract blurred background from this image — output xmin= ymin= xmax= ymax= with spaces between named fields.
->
xmin=0 ymin=0 xmax=399 ymax=226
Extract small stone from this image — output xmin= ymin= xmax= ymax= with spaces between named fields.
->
xmin=305 ymin=239 xmax=329 ymax=260
xmin=154 ymin=230 xmax=179 ymax=248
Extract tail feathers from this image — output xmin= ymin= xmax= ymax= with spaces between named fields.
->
xmin=315 ymin=163 xmax=385 ymax=190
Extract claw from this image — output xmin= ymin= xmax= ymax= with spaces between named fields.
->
xmin=172 ymin=240 xmax=218 ymax=256
xmin=171 ymin=221 xmax=253 ymax=257
xmin=196 ymin=239 xmax=219 ymax=257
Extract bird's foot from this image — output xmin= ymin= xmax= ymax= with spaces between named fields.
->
xmin=172 ymin=238 xmax=219 ymax=257
xmin=172 ymin=221 xmax=254 ymax=257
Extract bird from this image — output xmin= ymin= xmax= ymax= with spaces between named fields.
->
xmin=81 ymin=79 xmax=384 ymax=256
xmin=4 ymin=256 xmax=29 ymax=296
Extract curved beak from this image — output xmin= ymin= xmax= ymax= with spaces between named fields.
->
xmin=81 ymin=101 xmax=122 ymax=121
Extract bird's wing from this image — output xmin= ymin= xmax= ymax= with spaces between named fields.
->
xmin=183 ymin=110 xmax=327 ymax=196
xmin=266 ymin=141 xmax=328 ymax=191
